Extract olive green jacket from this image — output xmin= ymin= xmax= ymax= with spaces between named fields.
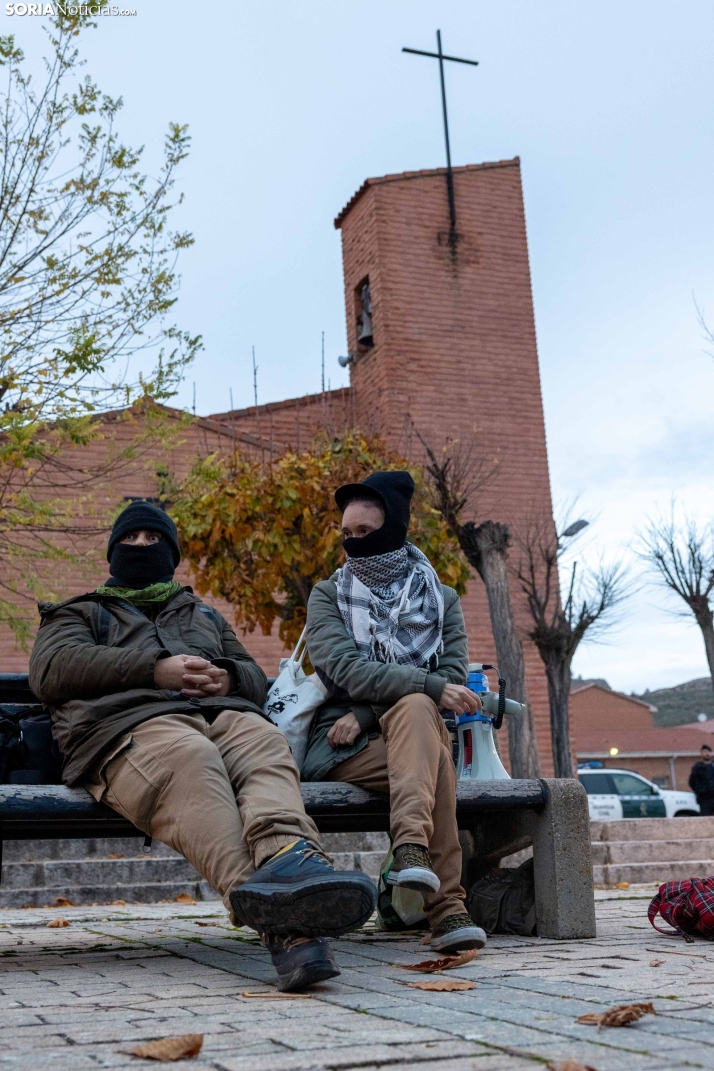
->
xmin=301 ymin=576 xmax=468 ymax=781
xmin=29 ymin=587 xmax=267 ymax=786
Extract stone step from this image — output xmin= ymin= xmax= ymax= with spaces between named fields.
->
xmin=0 ymin=835 xmax=386 ymax=909
xmin=591 ymin=838 xmax=714 ymax=865
xmin=0 ymin=856 xmax=201 ymax=889
xmin=2 ymin=837 xmax=176 ymax=861
xmin=591 ymin=816 xmax=714 ymax=842
xmin=322 ymin=832 xmax=389 ymax=854
xmin=593 ymin=860 xmax=714 ymax=886
xmin=331 ymin=851 xmax=386 ymax=879
xmin=0 ymin=879 xmax=220 ymax=910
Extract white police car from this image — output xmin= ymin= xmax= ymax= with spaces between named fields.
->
xmin=577 ymin=765 xmax=699 ymax=820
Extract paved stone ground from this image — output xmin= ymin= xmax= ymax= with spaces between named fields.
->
xmin=1 ymin=886 xmax=713 ymax=1070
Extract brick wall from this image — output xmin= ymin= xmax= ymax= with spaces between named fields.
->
xmin=213 ymin=388 xmax=356 ymax=451
xmin=570 ymin=686 xmax=654 ymax=732
xmin=336 ymin=160 xmax=556 ymax=772
xmin=0 ymin=408 xmax=291 ymax=675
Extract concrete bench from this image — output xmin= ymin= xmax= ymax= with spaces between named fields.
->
xmin=0 ymin=675 xmax=596 ymax=940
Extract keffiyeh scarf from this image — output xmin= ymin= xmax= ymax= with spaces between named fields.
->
xmin=336 ymin=543 xmax=444 ymax=668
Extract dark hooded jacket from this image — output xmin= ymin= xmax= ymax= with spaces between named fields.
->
xmin=689 ymin=759 xmax=714 ymax=801
xmin=28 ymin=587 xmax=267 ymax=786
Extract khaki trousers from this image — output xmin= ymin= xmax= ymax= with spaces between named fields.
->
xmin=84 ymin=710 xmax=320 ymax=921
xmin=327 ymin=694 xmax=465 ymax=927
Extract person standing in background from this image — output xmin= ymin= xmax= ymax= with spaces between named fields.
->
xmin=689 ymin=744 xmax=714 ymax=815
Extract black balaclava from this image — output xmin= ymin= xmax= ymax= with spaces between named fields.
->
xmin=336 ymin=471 xmax=415 ymax=559
xmin=106 ymin=501 xmax=180 ymax=588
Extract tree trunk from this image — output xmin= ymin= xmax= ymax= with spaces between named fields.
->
xmin=544 ymin=653 xmax=574 ymax=779
xmin=458 ymin=520 xmax=541 ymax=778
xmin=695 ymin=607 xmax=714 ymax=687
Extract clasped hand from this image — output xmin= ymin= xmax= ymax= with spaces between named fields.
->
xmin=154 ymin=654 xmax=233 ymax=698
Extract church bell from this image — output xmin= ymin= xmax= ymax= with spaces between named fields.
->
xmin=356 ymin=282 xmax=373 ymax=346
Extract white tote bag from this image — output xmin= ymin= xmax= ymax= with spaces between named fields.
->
xmin=264 ymin=629 xmax=327 ymax=771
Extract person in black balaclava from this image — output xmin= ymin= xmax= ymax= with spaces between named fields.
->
xmin=105 ymin=500 xmax=181 ymax=589
xmin=302 ymin=470 xmax=487 ymax=956
xmin=29 ymin=500 xmax=376 ymax=992
xmin=337 ymin=470 xmax=414 ymax=559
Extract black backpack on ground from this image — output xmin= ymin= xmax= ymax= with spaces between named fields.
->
xmin=467 ymin=858 xmax=537 ymax=936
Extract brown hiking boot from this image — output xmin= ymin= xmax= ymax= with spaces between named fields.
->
xmin=387 ymin=843 xmax=440 ymax=894
xmin=431 ymin=912 xmax=487 ymax=953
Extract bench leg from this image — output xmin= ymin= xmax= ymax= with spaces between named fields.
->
xmin=520 ymin=778 xmax=596 ymax=939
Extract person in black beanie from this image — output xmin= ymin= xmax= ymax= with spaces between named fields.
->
xmin=104 ymin=500 xmax=181 ymax=592
xmin=303 ymin=471 xmax=487 ymax=955
xmin=29 ymin=500 xmax=376 ymax=991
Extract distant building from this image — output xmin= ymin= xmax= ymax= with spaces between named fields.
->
xmin=571 ymin=681 xmax=712 ymax=789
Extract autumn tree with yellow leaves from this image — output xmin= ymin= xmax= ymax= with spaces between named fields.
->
xmin=172 ymin=432 xmax=470 ymax=649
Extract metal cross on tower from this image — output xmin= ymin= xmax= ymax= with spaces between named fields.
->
xmin=403 ymin=30 xmax=479 ymax=250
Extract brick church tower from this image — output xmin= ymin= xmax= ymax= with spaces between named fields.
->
xmin=335 ymin=158 xmax=555 ymax=771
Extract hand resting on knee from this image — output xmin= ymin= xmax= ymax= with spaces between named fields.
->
xmin=327 ymin=711 xmax=361 ymax=749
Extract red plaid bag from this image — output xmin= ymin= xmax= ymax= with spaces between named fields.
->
xmin=648 ymin=878 xmax=714 ymax=942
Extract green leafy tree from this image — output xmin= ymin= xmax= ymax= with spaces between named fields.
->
xmin=0 ymin=11 xmax=200 ymax=640
xmin=172 ymin=431 xmax=470 ymax=650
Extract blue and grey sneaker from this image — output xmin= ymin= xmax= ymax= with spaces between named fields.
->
xmin=387 ymin=844 xmax=441 ymax=894
xmin=262 ymin=933 xmax=340 ymax=992
xmin=430 ymin=912 xmax=487 ymax=953
xmin=230 ymin=839 xmax=377 ymax=938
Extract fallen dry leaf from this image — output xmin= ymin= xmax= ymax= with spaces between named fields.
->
xmin=406 ymin=978 xmax=475 ymax=991
xmin=124 ymin=1033 xmax=203 ymax=1061
xmin=241 ymin=991 xmax=312 ymax=999
xmin=46 ymin=917 xmax=69 ymax=928
xmin=394 ymin=948 xmax=478 ymax=973
xmin=615 ymin=882 xmax=630 ymax=889
xmin=175 ymin=893 xmax=196 ymax=904
xmin=111 ymin=900 xmax=126 ymax=907
xmin=577 ymin=1002 xmax=655 ymax=1029
xmin=547 ymin=1062 xmax=599 ymax=1071
xmin=52 ymin=896 xmax=75 ymax=908
xmin=650 ymin=959 xmax=664 ymax=967
xmin=420 ymin=933 xmax=432 ymax=945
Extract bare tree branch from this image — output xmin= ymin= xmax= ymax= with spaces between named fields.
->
xmin=515 ymin=516 xmax=629 ymax=777
xmin=638 ymin=508 xmax=714 ymax=681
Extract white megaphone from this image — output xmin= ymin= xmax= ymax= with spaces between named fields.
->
xmin=454 ymin=663 xmax=525 ymax=781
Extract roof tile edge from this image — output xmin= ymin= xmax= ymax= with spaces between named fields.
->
xmin=333 ymin=157 xmax=521 ymax=229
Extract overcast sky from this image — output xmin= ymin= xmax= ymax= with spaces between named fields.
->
xmin=10 ymin=1 xmax=714 ymax=694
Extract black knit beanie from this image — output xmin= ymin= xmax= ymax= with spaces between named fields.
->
xmin=107 ymin=501 xmax=181 ymax=566
xmin=336 ymin=471 xmax=415 ymax=558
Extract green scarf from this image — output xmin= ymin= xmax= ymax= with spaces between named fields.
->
xmin=94 ymin=580 xmax=183 ymax=606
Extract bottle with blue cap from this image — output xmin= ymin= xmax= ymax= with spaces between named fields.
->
xmin=455 ymin=663 xmax=523 ymax=780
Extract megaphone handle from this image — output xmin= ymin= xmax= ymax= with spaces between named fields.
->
xmin=494 ymin=676 xmax=506 ymax=730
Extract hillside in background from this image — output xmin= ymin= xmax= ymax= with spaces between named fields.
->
xmin=634 ymin=678 xmax=714 ymax=727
